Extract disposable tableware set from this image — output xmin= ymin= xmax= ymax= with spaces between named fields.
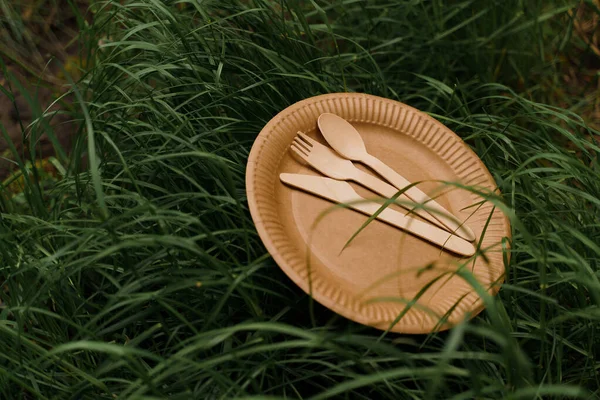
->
xmin=247 ymin=93 xmax=510 ymax=333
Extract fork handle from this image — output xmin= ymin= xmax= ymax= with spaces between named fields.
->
xmin=350 ymin=200 xmax=476 ymax=257
xmin=351 ymin=168 xmax=400 ymax=198
xmin=361 ymin=153 xmax=476 ymax=242
xmin=352 ymin=168 xmax=468 ymax=239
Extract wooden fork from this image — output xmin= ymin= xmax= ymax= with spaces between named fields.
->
xmin=290 ymin=131 xmax=472 ymax=241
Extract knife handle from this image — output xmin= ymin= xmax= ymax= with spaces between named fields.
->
xmin=362 ymin=153 xmax=476 ymax=242
xmin=349 ymin=200 xmax=476 ymax=257
xmin=351 ymin=168 xmax=472 ymax=239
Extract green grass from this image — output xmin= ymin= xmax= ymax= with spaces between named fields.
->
xmin=1 ymin=0 xmax=600 ymax=398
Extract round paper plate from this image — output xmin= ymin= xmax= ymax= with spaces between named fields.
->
xmin=246 ymin=93 xmax=510 ymax=334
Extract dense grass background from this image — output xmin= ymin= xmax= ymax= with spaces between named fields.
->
xmin=1 ymin=0 xmax=600 ymax=398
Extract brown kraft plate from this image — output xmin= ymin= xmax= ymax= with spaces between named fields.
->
xmin=246 ymin=93 xmax=511 ymax=334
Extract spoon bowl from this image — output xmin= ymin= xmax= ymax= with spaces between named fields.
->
xmin=318 ymin=113 xmax=367 ymax=160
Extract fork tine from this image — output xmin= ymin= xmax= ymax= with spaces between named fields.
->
xmin=293 ymin=136 xmax=312 ymax=152
xmin=297 ymin=131 xmax=317 ymax=145
xmin=290 ymin=143 xmax=310 ymax=161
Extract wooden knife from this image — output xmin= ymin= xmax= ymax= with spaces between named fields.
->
xmin=280 ymin=173 xmax=476 ymax=257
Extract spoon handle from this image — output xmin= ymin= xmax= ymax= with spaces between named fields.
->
xmin=362 ymin=153 xmax=476 ymax=242
xmin=352 ymin=168 xmax=473 ymax=235
xmin=351 ymin=200 xmax=476 ymax=257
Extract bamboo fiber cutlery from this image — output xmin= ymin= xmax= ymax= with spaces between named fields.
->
xmin=284 ymin=114 xmax=476 ymax=256
xmin=246 ymin=93 xmax=510 ymax=333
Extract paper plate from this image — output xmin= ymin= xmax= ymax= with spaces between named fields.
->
xmin=246 ymin=93 xmax=510 ymax=334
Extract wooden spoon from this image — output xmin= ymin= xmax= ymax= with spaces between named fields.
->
xmin=317 ymin=113 xmax=476 ymax=242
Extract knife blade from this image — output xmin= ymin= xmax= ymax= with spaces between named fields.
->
xmin=280 ymin=173 xmax=476 ymax=257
